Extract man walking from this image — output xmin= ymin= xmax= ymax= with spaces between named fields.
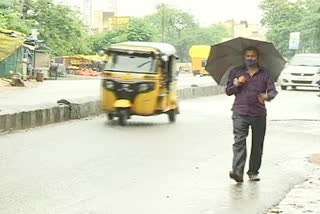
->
xmin=226 ymin=47 xmax=278 ymax=183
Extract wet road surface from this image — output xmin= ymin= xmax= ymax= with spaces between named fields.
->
xmin=0 ymin=89 xmax=319 ymax=214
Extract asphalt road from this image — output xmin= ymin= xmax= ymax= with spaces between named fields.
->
xmin=0 ymin=88 xmax=319 ymax=214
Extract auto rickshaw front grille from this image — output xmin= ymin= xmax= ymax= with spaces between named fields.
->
xmin=103 ymin=79 xmax=155 ymax=100
xmin=117 ymin=85 xmax=136 ymax=99
xmin=113 ymin=83 xmax=136 ymax=100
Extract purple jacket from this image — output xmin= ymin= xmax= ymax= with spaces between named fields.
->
xmin=226 ymin=64 xmax=278 ymax=116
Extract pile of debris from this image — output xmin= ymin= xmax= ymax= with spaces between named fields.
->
xmin=0 ymin=71 xmax=41 ymax=93
xmin=2 ymin=71 xmax=25 ymax=87
xmin=11 ymin=72 xmax=26 ymax=87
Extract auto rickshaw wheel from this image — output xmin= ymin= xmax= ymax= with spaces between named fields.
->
xmin=168 ymin=109 xmax=177 ymax=123
xmin=118 ymin=109 xmax=128 ymax=126
xmin=107 ymin=113 xmax=114 ymax=120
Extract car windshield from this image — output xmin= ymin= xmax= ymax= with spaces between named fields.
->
xmin=289 ymin=55 xmax=320 ymax=66
xmin=105 ymin=53 xmax=156 ymax=73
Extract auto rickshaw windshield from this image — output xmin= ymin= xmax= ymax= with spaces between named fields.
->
xmin=105 ymin=53 xmax=157 ymax=74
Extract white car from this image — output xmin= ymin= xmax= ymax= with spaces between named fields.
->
xmin=280 ymin=54 xmax=320 ymax=90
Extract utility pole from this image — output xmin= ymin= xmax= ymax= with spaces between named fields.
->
xmin=161 ymin=4 xmax=164 ymax=42
xmin=114 ymin=0 xmax=118 ymax=29
xmin=21 ymin=0 xmax=25 ymax=19
xmin=156 ymin=3 xmax=165 ymax=42
xmin=13 ymin=0 xmax=16 ymax=11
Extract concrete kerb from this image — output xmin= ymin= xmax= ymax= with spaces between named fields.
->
xmin=63 ymin=96 xmax=102 ymax=119
xmin=0 ymin=104 xmax=70 ymax=133
xmin=0 ymin=85 xmax=226 ymax=132
xmin=179 ymin=85 xmax=225 ymax=99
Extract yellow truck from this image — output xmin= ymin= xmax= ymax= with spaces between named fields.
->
xmin=189 ymin=45 xmax=211 ymax=76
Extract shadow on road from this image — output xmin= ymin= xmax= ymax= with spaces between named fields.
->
xmin=104 ymin=119 xmax=172 ymax=127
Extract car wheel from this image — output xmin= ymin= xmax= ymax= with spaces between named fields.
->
xmin=281 ymin=85 xmax=287 ymax=90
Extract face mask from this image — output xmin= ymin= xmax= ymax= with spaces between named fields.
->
xmin=245 ymin=59 xmax=258 ymax=67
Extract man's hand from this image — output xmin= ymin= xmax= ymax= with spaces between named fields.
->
xmin=258 ymin=93 xmax=269 ymax=104
xmin=233 ymin=75 xmax=247 ymax=87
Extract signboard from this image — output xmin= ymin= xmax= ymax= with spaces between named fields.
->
xmin=289 ymin=32 xmax=300 ymax=50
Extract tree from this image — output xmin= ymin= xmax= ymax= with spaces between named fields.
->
xmin=0 ymin=11 xmax=33 ymax=34
xmin=300 ymin=0 xmax=320 ymax=52
xmin=0 ymin=0 xmax=33 ymax=34
xmin=88 ymin=18 xmax=154 ymax=53
xmin=125 ymin=18 xmax=154 ymax=41
xmin=144 ymin=4 xmax=197 ymax=43
xmin=259 ymin=0 xmax=314 ymax=57
xmin=28 ymin=0 xmax=91 ymax=56
xmin=1 ymin=0 xmax=92 ymax=56
xmin=0 ymin=0 xmax=18 ymax=10
xmin=142 ymin=5 xmax=229 ymax=61
xmin=188 ymin=25 xmax=230 ymax=45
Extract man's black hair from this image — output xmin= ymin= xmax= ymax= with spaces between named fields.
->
xmin=243 ymin=46 xmax=260 ymax=57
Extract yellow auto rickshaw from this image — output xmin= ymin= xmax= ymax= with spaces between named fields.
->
xmin=101 ymin=41 xmax=179 ymax=125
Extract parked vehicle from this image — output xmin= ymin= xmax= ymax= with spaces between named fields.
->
xmin=279 ymin=54 xmax=320 ymax=90
xmin=101 ymin=42 xmax=179 ymax=126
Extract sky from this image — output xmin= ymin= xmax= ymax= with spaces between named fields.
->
xmin=62 ymin=0 xmax=264 ymax=26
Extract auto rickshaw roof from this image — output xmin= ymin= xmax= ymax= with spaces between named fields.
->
xmin=107 ymin=41 xmax=178 ymax=57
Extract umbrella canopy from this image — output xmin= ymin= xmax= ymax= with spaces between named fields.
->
xmin=205 ymin=37 xmax=287 ymax=85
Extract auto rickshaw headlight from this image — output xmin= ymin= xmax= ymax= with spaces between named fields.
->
xmin=138 ymin=82 xmax=155 ymax=92
xmin=138 ymin=83 xmax=149 ymax=92
xmin=105 ymin=80 xmax=115 ymax=89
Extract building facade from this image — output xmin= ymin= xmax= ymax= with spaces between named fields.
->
xmin=222 ymin=20 xmax=266 ymax=41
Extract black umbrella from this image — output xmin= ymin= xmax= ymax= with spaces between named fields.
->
xmin=205 ymin=37 xmax=287 ymax=85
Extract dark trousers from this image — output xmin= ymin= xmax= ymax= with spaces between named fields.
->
xmin=232 ymin=113 xmax=266 ymax=176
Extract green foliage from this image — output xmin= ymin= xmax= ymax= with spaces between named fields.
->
xmin=125 ymin=18 xmax=153 ymax=41
xmin=0 ymin=11 xmax=33 ymax=34
xmin=88 ymin=18 xmax=154 ymax=53
xmin=86 ymin=4 xmax=228 ymax=61
xmin=260 ymin=0 xmax=320 ymax=57
xmin=1 ymin=1 xmax=229 ymax=59
xmin=142 ymin=4 xmax=229 ymax=61
xmin=0 ymin=0 xmax=31 ymax=33
xmin=89 ymin=30 xmax=123 ymax=54
xmin=301 ymin=0 xmax=320 ymax=52
xmin=188 ymin=25 xmax=231 ymax=46
xmin=29 ymin=0 xmax=90 ymax=56
xmin=0 ymin=0 xmax=91 ymax=56
xmin=0 ymin=0 xmax=32 ymax=33
xmin=168 ymin=25 xmax=229 ymax=62
xmin=0 ymin=0 xmax=15 ymax=9
xmin=144 ymin=4 xmax=197 ymax=42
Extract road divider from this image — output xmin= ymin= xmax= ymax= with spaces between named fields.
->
xmin=0 ymin=85 xmax=225 ymax=132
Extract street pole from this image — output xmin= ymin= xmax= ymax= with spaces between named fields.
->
xmin=114 ymin=0 xmax=117 ymax=29
xmin=21 ymin=0 xmax=26 ymax=20
xmin=161 ymin=6 xmax=164 ymax=42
